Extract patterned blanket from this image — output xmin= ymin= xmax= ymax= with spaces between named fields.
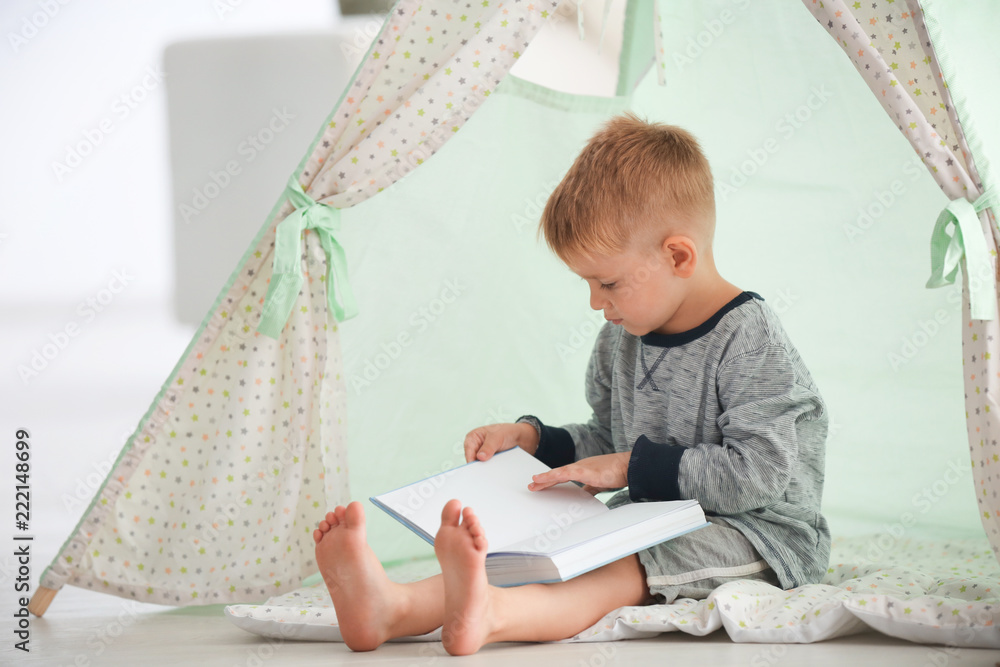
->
xmin=225 ymin=534 xmax=999 ymax=648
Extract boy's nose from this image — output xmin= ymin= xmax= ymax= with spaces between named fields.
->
xmin=588 ymin=288 xmax=608 ymax=312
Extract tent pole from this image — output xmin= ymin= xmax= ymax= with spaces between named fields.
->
xmin=28 ymin=587 xmax=57 ymax=617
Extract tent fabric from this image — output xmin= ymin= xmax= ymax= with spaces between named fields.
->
xmin=38 ymin=0 xmax=566 ymax=605
xmin=36 ymin=0 xmax=1000 ymax=627
xmin=801 ymin=0 xmax=1000 ymax=564
xmin=38 ymin=214 xmax=348 ymax=603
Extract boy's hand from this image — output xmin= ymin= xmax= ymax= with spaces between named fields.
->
xmin=528 ymin=452 xmax=631 ymax=495
xmin=464 ymin=422 xmax=540 ymax=463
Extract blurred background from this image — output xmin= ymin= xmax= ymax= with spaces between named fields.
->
xmin=1 ymin=0 xmax=997 ymax=582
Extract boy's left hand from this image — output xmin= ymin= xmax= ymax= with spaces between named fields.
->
xmin=528 ymin=452 xmax=631 ymax=495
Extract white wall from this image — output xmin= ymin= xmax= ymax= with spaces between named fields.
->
xmin=0 ymin=0 xmax=340 ymax=308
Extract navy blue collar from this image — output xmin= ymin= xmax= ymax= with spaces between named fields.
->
xmin=639 ymin=291 xmax=763 ymax=348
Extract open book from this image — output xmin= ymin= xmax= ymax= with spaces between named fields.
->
xmin=370 ymin=447 xmax=709 ymax=586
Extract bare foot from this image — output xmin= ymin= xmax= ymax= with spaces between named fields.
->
xmin=434 ymin=499 xmax=499 ymax=656
xmin=313 ymin=501 xmax=405 ymax=651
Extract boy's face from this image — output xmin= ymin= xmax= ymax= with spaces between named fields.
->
xmin=567 ymin=238 xmax=695 ymax=336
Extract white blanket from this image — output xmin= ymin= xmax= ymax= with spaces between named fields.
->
xmin=224 ymin=533 xmax=999 ymax=648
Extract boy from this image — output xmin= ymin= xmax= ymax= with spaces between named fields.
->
xmin=312 ymin=111 xmax=831 ymax=655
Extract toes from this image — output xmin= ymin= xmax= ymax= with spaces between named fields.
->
xmin=334 ymin=505 xmax=348 ymax=524
xmin=313 ymin=528 xmax=323 ymax=544
xmin=326 ymin=511 xmax=338 ymax=526
xmin=472 ymin=535 xmax=488 ymax=552
xmin=319 ymin=519 xmax=330 ymax=532
xmin=344 ymin=501 xmax=365 ymax=528
xmin=465 ymin=512 xmax=484 ymax=538
xmin=440 ymin=499 xmax=462 ymax=527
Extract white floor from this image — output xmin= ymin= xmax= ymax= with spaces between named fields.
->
xmin=6 ymin=583 xmax=999 ymax=666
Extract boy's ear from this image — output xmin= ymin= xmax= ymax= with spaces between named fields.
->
xmin=661 ymin=236 xmax=697 ymax=278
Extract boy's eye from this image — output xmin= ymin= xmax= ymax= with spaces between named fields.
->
xmin=600 ymin=282 xmax=616 ymax=290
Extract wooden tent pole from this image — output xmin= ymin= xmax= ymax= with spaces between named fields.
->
xmin=28 ymin=587 xmax=57 ymax=617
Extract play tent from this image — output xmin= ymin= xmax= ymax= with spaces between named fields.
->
xmin=31 ymin=0 xmax=1000 ymax=648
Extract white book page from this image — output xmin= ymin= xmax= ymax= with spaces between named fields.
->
xmin=491 ymin=499 xmax=702 ymax=556
xmin=371 ymin=448 xmax=609 ymax=551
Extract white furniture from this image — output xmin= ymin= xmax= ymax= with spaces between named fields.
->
xmin=164 ymin=28 xmax=366 ymax=324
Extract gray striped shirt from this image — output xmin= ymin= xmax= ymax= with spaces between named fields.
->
xmin=520 ymin=291 xmax=830 ymax=590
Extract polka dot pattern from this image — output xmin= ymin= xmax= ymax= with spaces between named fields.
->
xmin=40 ymin=0 xmax=561 ymax=606
xmin=802 ymin=0 xmax=1000 ymax=564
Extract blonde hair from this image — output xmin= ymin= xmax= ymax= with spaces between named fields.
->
xmin=537 ymin=111 xmax=716 ymax=265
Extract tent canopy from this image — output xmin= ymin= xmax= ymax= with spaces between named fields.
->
xmin=33 ymin=0 xmax=1000 ymax=618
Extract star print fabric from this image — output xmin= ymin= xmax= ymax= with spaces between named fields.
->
xmin=801 ymin=0 xmax=1000 ymax=565
xmin=39 ymin=0 xmax=562 ymax=605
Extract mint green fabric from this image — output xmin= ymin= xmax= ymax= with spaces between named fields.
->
xmin=616 ymin=0 xmax=656 ymax=95
xmin=343 ymin=3 xmax=1000 ymax=566
xmin=922 ymin=0 xmax=1000 ymax=230
xmin=925 ymin=188 xmax=998 ymax=320
xmin=257 ymin=174 xmax=357 ymax=339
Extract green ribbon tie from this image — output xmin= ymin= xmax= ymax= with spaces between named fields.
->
xmin=256 ymin=174 xmax=358 ymax=339
xmin=925 ymin=186 xmax=998 ymax=321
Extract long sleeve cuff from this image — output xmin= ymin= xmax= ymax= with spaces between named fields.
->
xmin=516 ymin=415 xmax=576 ymax=468
xmin=628 ymin=434 xmax=685 ymax=502
xmin=536 ymin=424 xmax=576 ymax=468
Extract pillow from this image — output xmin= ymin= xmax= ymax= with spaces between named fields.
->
xmin=225 ymin=534 xmax=999 ymax=648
